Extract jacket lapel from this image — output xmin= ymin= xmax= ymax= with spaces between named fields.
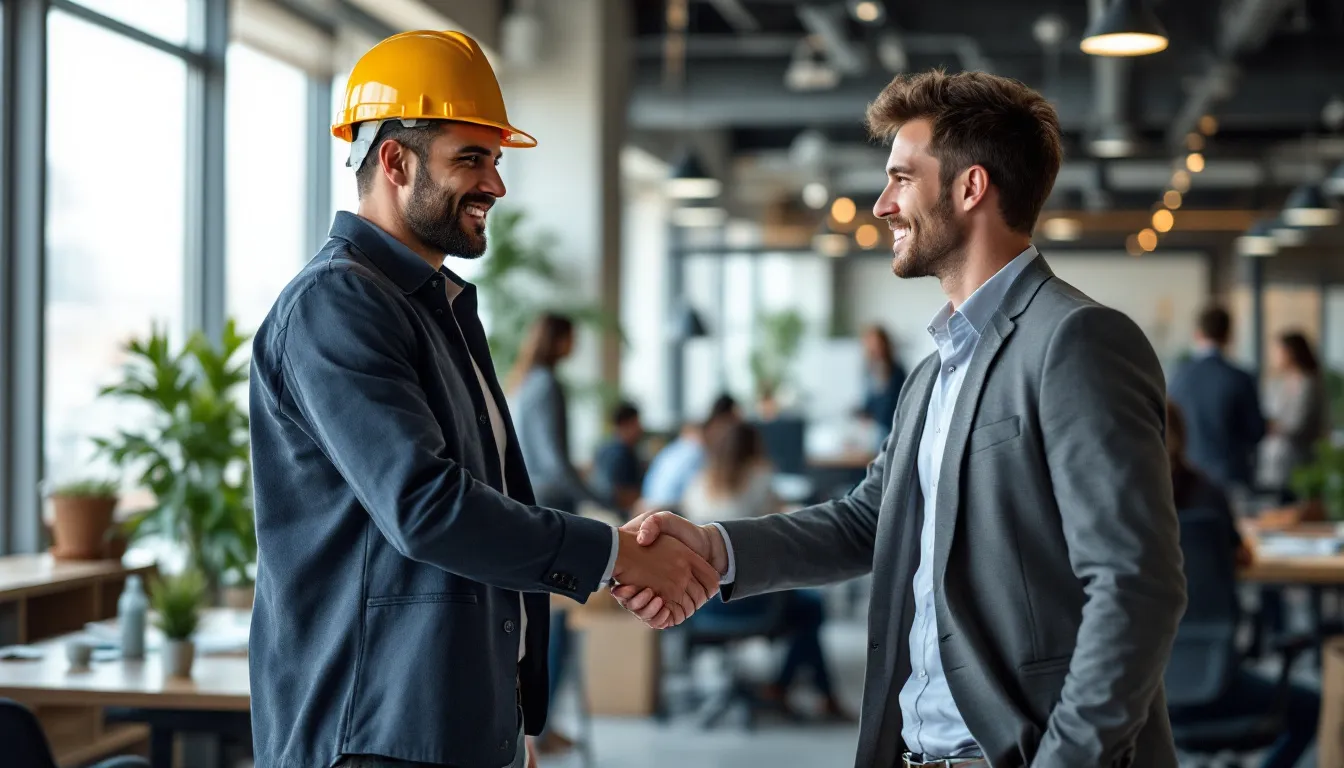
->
xmin=931 ymin=256 xmax=1053 ymax=588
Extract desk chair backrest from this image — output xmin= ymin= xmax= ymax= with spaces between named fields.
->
xmin=755 ymin=417 xmax=806 ymax=476
xmin=1164 ymin=509 xmax=1241 ymax=708
xmin=0 ymin=698 xmax=59 ymax=768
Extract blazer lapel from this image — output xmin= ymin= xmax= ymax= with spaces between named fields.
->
xmin=931 ymin=256 xmax=1054 ymax=588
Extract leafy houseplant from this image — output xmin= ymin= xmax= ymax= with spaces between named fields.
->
xmin=93 ymin=319 xmax=256 ymax=594
xmin=1288 ymin=439 xmax=1344 ymax=521
xmin=475 ymin=208 xmax=621 ymax=393
xmin=749 ymin=309 xmax=807 ymax=403
xmin=151 ymin=569 xmax=205 ymax=677
xmin=48 ymin=479 xmax=119 ymax=560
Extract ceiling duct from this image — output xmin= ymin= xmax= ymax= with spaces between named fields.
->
xmin=796 ymin=4 xmax=866 ymax=76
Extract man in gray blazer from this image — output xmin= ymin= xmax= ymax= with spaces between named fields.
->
xmin=615 ymin=70 xmax=1187 ymax=768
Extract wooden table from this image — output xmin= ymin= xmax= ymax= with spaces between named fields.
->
xmin=0 ymin=607 xmax=250 ymax=767
xmin=1238 ymin=519 xmax=1344 ymax=585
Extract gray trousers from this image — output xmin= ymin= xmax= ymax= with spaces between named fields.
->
xmin=335 ymin=727 xmax=527 ymax=768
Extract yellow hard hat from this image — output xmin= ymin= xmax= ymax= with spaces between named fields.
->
xmin=332 ymin=30 xmax=536 ymax=151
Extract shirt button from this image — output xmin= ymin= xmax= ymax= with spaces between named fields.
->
xmin=948 ymin=364 xmax=957 ymax=372
xmin=919 ymin=671 xmax=927 ymax=679
xmin=431 ymin=279 xmax=440 ymax=288
xmin=503 ymin=620 xmax=516 ymax=633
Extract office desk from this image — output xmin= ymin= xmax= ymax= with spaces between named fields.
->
xmin=1238 ymin=519 xmax=1344 ymax=585
xmin=0 ymin=609 xmax=250 ymax=767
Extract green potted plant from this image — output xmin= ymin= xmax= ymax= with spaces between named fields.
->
xmin=47 ymin=479 xmax=120 ymax=560
xmin=749 ymin=309 xmax=807 ymax=408
xmin=151 ymin=569 xmax=205 ymax=677
xmin=94 ymin=319 xmax=255 ymax=598
xmin=1289 ymin=439 xmax=1344 ymax=522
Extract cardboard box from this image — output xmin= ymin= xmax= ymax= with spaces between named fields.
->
xmin=572 ymin=607 xmax=661 ymax=716
xmin=1319 ymin=636 xmax=1344 ymax=767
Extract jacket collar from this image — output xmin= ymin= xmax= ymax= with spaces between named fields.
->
xmin=330 ymin=211 xmax=474 ymax=296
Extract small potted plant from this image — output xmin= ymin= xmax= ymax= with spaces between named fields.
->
xmin=152 ymin=570 xmax=205 ymax=678
xmin=47 ymin=479 xmax=119 ymax=560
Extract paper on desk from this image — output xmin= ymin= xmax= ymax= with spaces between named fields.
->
xmin=1257 ymin=535 xmax=1344 ymax=557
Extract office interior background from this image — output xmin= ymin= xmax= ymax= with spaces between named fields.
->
xmin=1 ymin=0 xmax=1344 ymax=766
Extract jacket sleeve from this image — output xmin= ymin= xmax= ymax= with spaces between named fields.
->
xmin=277 ymin=266 xmax=613 ymax=600
xmin=1032 ymin=305 xmax=1188 ymax=768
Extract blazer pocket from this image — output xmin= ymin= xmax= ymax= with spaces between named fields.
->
xmin=366 ymin=592 xmax=480 ymax=607
xmin=968 ymin=416 xmax=1021 ymax=454
xmin=1018 ymin=655 xmax=1072 ymax=677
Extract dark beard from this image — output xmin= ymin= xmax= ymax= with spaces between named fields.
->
xmin=404 ymin=168 xmax=491 ymax=259
xmin=891 ymin=188 xmax=966 ymax=280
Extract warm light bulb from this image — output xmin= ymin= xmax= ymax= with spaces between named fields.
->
xmin=831 ymin=197 xmax=857 ymax=225
xmin=1152 ymin=209 xmax=1174 ymax=233
xmin=1171 ymin=170 xmax=1191 ymax=192
xmin=1186 ymin=153 xmax=1205 ymax=173
xmin=855 ymin=224 xmax=880 ymax=249
xmin=1138 ymin=228 xmax=1158 ymax=251
xmin=853 ymin=1 xmax=881 ymax=23
xmin=1163 ymin=190 xmax=1182 ymax=210
xmin=802 ymin=182 xmax=829 ymax=210
xmin=1199 ymin=115 xmax=1218 ymax=136
xmin=1186 ymin=133 xmax=1205 ymax=152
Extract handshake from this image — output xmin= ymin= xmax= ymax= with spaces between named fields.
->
xmin=607 ymin=511 xmax=729 ymax=630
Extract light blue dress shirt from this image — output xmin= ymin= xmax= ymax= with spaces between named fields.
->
xmin=641 ymin=437 xmax=707 ymax=506
xmin=717 ymin=245 xmax=1040 ymax=758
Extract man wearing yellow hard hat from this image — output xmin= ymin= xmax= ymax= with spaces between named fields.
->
xmin=247 ymin=30 xmax=719 ymax=768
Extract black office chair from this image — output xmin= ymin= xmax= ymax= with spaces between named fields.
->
xmin=755 ymin=417 xmax=807 ymax=476
xmin=1 ymin=698 xmax=151 ymax=768
xmin=663 ymin=593 xmax=790 ymax=730
xmin=1165 ymin=510 xmax=1313 ymax=767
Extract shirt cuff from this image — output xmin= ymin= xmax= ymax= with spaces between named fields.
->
xmin=710 ymin=522 xmax=737 ymax=584
xmin=600 ymin=526 xmax=619 ymax=586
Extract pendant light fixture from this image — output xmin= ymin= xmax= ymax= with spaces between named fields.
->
xmin=1080 ymin=0 xmax=1169 ymax=57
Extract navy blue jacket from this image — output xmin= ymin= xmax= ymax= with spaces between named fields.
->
xmin=248 ymin=212 xmax=613 ymax=768
xmin=1169 ymin=352 xmax=1266 ymax=488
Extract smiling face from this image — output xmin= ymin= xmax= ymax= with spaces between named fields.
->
xmin=872 ymin=118 xmax=968 ymax=280
xmin=402 ymin=122 xmax=507 ymax=259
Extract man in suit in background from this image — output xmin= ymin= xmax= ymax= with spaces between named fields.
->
xmin=1169 ymin=306 xmax=1267 ymax=493
xmin=615 ymin=70 xmax=1187 ymax=768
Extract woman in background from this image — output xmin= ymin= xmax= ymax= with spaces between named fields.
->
xmin=1259 ymin=331 xmax=1328 ymax=501
xmin=508 ymin=312 xmax=600 ymax=757
xmin=858 ymin=325 xmax=906 ymax=445
xmin=683 ymin=422 xmax=852 ymax=721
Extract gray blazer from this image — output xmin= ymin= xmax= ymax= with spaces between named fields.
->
xmin=511 ymin=368 xmax=600 ymax=512
xmin=720 ymin=256 xmax=1186 ymax=768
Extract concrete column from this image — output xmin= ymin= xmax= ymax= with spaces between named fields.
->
xmin=498 ymin=0 xmax=629 ymax=458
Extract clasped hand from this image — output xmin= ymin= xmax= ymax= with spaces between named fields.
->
xmin=610 ymin=511 xmax=728 ymax=630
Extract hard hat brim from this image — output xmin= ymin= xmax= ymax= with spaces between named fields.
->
xmin=332 ymin=116 xmax=536 ymax=149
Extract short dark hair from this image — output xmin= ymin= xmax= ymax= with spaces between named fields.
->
xmin=612 ymin=401 xmax=640 ymax=426
xmin=354 ymin=120 xmax=441 ymax=198
xmin=865 ymin=69 xmax=1063 ymax=234
xmin=1197 ymin=306 xmax=1232 ymax=345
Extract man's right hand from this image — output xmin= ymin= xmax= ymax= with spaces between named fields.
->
xmin=611 ymin=511 xmax=729 ymax=629
xmin=610 ymin=527 xmax=719 ymax=628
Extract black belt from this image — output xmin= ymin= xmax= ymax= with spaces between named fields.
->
xmin=903 ymin=753 xmax=988 ymax=767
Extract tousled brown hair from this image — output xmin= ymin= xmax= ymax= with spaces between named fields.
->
xmin=865 ymin=69 xmax=1063 ymax=234
xmin=506 ymin=312 xmax=574 ymax=393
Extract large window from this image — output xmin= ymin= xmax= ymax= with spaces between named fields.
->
xmin=66 ymin=0 xmax=191 ymax=47
xmin=330 ymin=72 xmax=360 ymax=219
xmin=225 ymin=44 xmax=307 ymax=336
xmin=44 ymin=10 xmax=188 ymax=484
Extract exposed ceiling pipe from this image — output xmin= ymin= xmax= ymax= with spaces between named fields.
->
xmin=1166 ymin=0 xmax=1296 ymax=150
xmin=1087 ymin=0 xmax=1137 ymax=158
xmin=796 ymin=4 xmax=866 ymax=76
xmin=632 ymin=33 xmax=992 ymax=73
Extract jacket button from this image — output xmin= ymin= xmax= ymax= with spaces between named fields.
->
xmin=869 ymin=642 xmax=880 ymax=651
xmin=479 ymin=413 xmax=488 ymax=424
xmin=500 ymin=740 xmax=510 ymax=750
xmin=503 ymin=619 xmax=515 ymax=633
xmin=431 ymin=279 xmax=440 ymax=288
xmin=435 ymin=308 xmax=444 ymax=315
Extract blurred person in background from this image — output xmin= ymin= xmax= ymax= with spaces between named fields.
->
xmin=857 ymin=325 xmax=908 ymax=446
xmin=639 ymin=394 xmax=741 ymax=510
xmin=1169 ymin=306 xmax=1266 ymax=496
xmin=590 ymin=401 xmax=645 ymax=519
xmin=1166 ymin=400 xmax=1319 ymax=768
xmin=508 ymin=312 xmax=604 ymax=759
xmin=1259 ymin=331 xmax=1328 ymax=502
xmin=682 ymin=422 xmax=853 ymax=721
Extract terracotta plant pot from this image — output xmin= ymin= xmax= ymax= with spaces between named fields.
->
xmin=50 ymin=495 xmax=117 ymax=560
xmin=222 ymin=585 xmax=255 ymax=610
xmin=164 ymin=640 xmax=195 ymax=678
